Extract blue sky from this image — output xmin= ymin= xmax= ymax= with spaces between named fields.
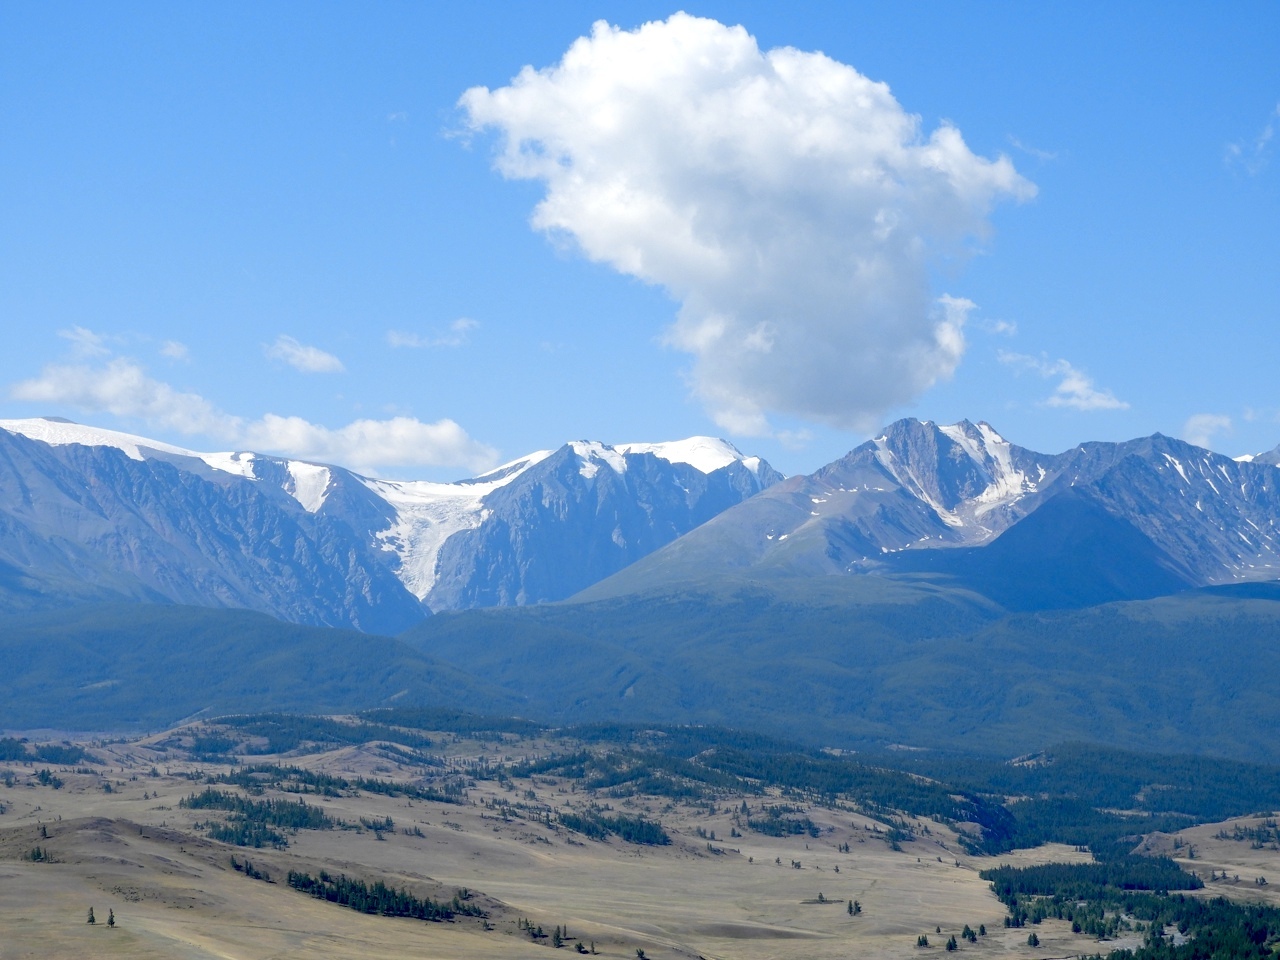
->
xmin=2 ymin=3 xmax=1277 ymax=479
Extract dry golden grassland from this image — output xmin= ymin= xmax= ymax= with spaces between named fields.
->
xmin=0 ymin=726 xmax=1275 ymax=960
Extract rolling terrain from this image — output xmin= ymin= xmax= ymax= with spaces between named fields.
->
xmin=5 ymin=582 xmax=1280 ymax=763
xmin=4 ymin=716 xmax=1280 ymax=960
xmin=404 ymin=581 xmax=1280 ymax=761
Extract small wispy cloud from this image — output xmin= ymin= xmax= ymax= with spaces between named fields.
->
xmin=264 ymin=335 xmax=345 ymax=374
xmin=387 ymin=111 xmax=409 ymax=122
xmin=1008 ymin=134 xmax=1058 ymax=162
xmin=387 ymin=318 xmax=478 ymax=349
xmin=58 ymin=325 xmax=112 ymax=358
xmin=1243 ymin=406 xmax=1280 ymax=425
xmin=978 ymin=318 xmax=1018 ymax=337
xmin=1225 ymin=103 xmax=1280 ymax=175
xmin=160 ymin=340 xmax=190 ymax=362
xmin=998 ymin=350 xmax=1128 ymax=411
xmin=1182 ymin=413 xmax=1232 ymax=450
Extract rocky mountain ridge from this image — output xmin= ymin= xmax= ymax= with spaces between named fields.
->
xmin=0 ymin=418 xmax=782 ymax=629
xmin=581 ymin=418 xmax=1280 ymax=605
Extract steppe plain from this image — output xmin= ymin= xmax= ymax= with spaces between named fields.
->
xmin=1 ymin=724 xmax=1277 ymax=960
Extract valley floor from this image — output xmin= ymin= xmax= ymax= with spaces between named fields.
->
xmin=1 ymin=730 xmax=1278 ymax=960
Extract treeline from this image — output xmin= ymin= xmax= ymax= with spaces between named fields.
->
xmin=208 ymin=714 xmax=435 ymax=754
xmin=982 ymin=859 xmax=1280 ymax=960
xmin=214 ymin=764 xmax=348 ymax=797
xmin=699 ymin=746 xmax=1005 ymax=821
xmin=286 ymin=870 xmax=485 ymax=920
xmin=180 ymin=788 xmax=334 ymax=848
xmin=565 ymin=722 xmax=802 ymax=759
xmin=879 ymin=741 xmax=1280 ymax=824
xmin=360 ymin=707 xmax=542 ymax=738
xmin=0 ymin=738 xmax=88 ymax=765
xmin=982 ymin=858 xmax=1202 ymax=903
xmin=511 ymin=748 xmax=742 ymax=800
xmin=211 ymin=764 xmax=465 ymax=805
xmin=747 ymin=806 xmax=819 ymax=838
xmin=558 ymin=809 xmax=669 ymax=845
xmin=351 ymin=774 xmax=465 ymax=805
xmin=999 ymin=797 xmax=1194 ymax=860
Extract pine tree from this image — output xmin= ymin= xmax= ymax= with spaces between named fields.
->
xmin=87 ymin=907 xmax=96 ymax=925
xmin=107 ymin=909 xmax=116 ymax=928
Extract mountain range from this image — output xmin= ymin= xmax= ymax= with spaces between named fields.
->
xmin=5 ymin=414 xmax=1280 ymax=756
xmin=2 ymin=415 xmax=1279 ymax=632
xmin=0 ymin=417 xmax=780 ymax=631
xmin=583 ymin=418 xmax=1280 ymax=609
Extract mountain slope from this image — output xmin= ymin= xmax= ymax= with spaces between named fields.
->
xmin=0 ymin=418 xmax=780 ymax=626
xmin=426 ymin=441 xmax=778 ymax=608
xmin=580 ymin=419 xmax=1280 ymax=605
xmin=403 ymin=581 xmax=1280 ymax=761
xmin=0 ymin=425 xmax=425 ymax=632
xmin=883 ymin=489 xmax=1195 ymax=610
xmin=0 ymin=604 xmax=514 ymax=730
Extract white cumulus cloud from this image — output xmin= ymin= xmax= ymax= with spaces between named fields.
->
xmin=1182 ymin=413 xmax=1232 ymax=450
xmin=10 ymin=357 xmax=497 ymax=476
xmin=264 ymin=335 xmax=346 ymax=373
xmin=237 ymin=414 xmax=494 ymax=475
xmin=998 ymin=351 xmax=1128 ymax=412
xmin=160 ymin=340 xmax=190 ymax=362
xmin=460 ymin=13 xmax=1034 ymax=435
xmin=12 ymin=357 xmax=230 ymax=436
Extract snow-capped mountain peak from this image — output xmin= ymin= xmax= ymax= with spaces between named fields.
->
xmin=0 ymin=416 xmax=258 ymax=480
xmin=867 ymin=418 xmax=1046 ymax=532
xmin=563 ymin=437 xmax=768 ymax=482
xmin=568 ymin=441 xmax=629 ymax=479
xmin=0 ymin=417 xmax=782 ymax=620
xmin=616 ymin=436 xmax=760 ymax=475
xmin=366 ymin=437 xmax=782 ymax=603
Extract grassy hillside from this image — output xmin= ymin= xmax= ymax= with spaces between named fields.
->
xmin=6 ymin=579 xmax=1280 ymax=762
xmin=402 ymin=580 xmax=1280 ymax=761
xmin=0 ymin=604 xmax=514 ymax=731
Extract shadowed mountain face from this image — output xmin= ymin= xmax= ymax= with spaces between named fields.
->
xmin=0 ymin=429 xmax=426 ymax=633
xmin=580 ymin=418 xmax=1280 ymax=606
xmin=0 ymin=420 xmax=781 ymax=629
xmin=882 ymin=489 xmax=1194 ymax=610
xmin=0 ymin=603 xmax=515 ymax=730
xmin=401 ymin=581 xmax=1280 ymax=762
xmin=429 ymin=444 xmax=780 ymax=609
